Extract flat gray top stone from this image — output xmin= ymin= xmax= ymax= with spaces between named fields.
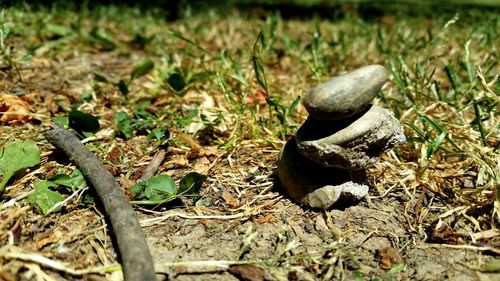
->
xmin=303 ymin=64 xmax=387 ymax=120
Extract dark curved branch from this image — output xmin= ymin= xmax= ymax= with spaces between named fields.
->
xmin=45 ymin=125 xmax=156 ymax=281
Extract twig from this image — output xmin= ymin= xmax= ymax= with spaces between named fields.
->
xmin=421 ymin=243 xmax=500 ymax=255
xmin=44 ymin=125 xmax=155 ymax=281
xmin=1 ymin=250 xmax=120 ymax=275
xmin=139 ymin=211 xmax=247 ymax=227
xmin=471 ymin=228 xmax=500 ymax=242
xmin=0 ymin=192 xmax=32 ymax=210
xmin=46 ymin=186 xmax=89 ymax=214
xmin=155 ymin=259 xmax=262 ymax=274
xmin=139 ymin=197 xmax=281 ymax=227
xmin=139 ymin=149 xmax=167 ymax=182
xmin=1 ymin=247 xmax=263 ymax=275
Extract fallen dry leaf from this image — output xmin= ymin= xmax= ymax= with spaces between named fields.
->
xmin=163 ymin=155 xmax=189 ymax=170
xmin=106 ymin=147 xmax=121 ymax=164
xmin=177 ymin=134 xmax=203 ymax=159
xmin=376 ymin=246 xmax=403 ymax=270
xmin=222 ymin=190 xmax=239 ymax=208
xmin=254 ymin=215 xmax=274 ymax=224
xmin=0 ymin=270 xmax=16 ymax=281
xmin=193 ymin=156 xmax=211 ymax=174
xmin=229 ymin=264 xmax=264 ymax=281
xmin=246 ymin=88 xmax=267 ymax=107
xmin=118 ymin=176 xmax=135 ymax=199
xmin=198 ymin=219 xmax=210 ymax=226
xmin=428 ymin=222 xmax=463 ymax=244
xmin=0 ymin=94 xmax=33 ymax=124
xmin=35 ymin=228 xmax=64 ymax=250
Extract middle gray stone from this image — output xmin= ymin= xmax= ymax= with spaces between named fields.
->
xmin=295 ymin=105 xmax=406 ymax=170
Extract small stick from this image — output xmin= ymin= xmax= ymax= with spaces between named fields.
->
xmin=44 ymin=125 xmax=155 ymax=281
xmin=139 ymin=149 xmax=167 ymax=182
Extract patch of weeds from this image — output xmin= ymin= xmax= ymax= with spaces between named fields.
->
xmin=1 ymin=3 xmax=499 ymax=279
xmin=159 ymin=66 xmax=216 ymax=96
xmin=128 ymin=25 xmax=155 ymax=50
xmin=0 ymin=10 xmax=31 ymax=81
xmin=88 ymin=26 xmax=117 ymax=51
xmin=251 ymin=30 xmax=301 ymax=139
xmin=238 ymin=225 xmax=258 ymax=260
xmin=382 ymin=14 xmax=499 ymax=231
xmin=28 ymin=169 xmax=88 ymax=215
xmin=129 ymin=172 xmax=207 ymax=205
xmin=304 ymin=23 xmax=329 ymax=80
xmin=93 ymin=58 xmax=155 ymax=96
xmin=115 ymin=101 xmax=169 ymax=146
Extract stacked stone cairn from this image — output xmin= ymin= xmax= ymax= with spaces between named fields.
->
xmin=278 ymin=65 xmax=406 ymax=209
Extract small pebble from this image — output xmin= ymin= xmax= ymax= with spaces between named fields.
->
xmin=304 ymin=182 xmax=368 ymax=209
xmin=303 ymin=64 xmax=387 ymax=120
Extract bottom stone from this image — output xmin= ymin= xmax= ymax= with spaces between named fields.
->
xmin=278 ymin=139 xmax=369 ymax=209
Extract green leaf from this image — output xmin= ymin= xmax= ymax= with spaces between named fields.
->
xmin=117 ymin=79 xmax=129 ymax=96
xmin=28 ymin=181 xmax=64 ymax=215
xmin=472 ymin=98 xmax=488 ymax=146
xmin=93 ymin=71 xmax=109 ymax=83
xmin=188 ymin=71 xmax=215 ymax=84
xmin=131 ymin=181 xmax=147 ymax=198
xmin=147 ymin=128 xmax=166 ymax=142
xmin=139 ymin=175 xmax=176 ymax=201
xmin=178 ymin=172 xmax=207 ymax=195
xmin=89 ymin=27 xmax=117 ymax=50
xmin=170 ymin=30 xmax=208 ymax=55
xmin=427 ymin=131 xmax=447 ymax=158
xmin=130 ymin=33 xmax=154 ymax=49
xmin=115 ymin=111 xmax=134 ymax=139
xmin=148 ymin=128 xmax=170 ymax=149
xmin=286 ymin=96 xmax=301 ymax=118
xmin=53 ymin=116 xmax=69 ymax=128
xmin=166 ymin=72 xmax=186 ymax=93
xmin=130 ymin=59 xmax=154 ymax=82
xmin=470 ymin=259 xmax=500 ymax=273
xmin=0 ymin=141 xmax=41 ymax=193
xmin=132 ymin=102 xmax=157 ymax=131
xmin=45 ymin=24 xmax=72 ymax=37
xmin=252 ymin=31 xmax=268 ymax=94
xmin=80 ymin=90 xmax=93 ymax=102
xmin=69 ymin=110 xmax=100 ymax=134
xmin=49 ymin=169 xmax=85 ymax=192
xmin=195 ymin=197 xmax=212 ymax=207
xmin=387 ymin=263 xmax=406 ymax=274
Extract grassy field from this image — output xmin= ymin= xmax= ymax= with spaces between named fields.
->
xmin=0 ymin=2 xmax=498 ymax=280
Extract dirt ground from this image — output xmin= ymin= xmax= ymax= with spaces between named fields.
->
xmin=136 ymin=146 xmax=499 ymax=281
xmin=3 ymin=137 xmax=497 ymax=280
